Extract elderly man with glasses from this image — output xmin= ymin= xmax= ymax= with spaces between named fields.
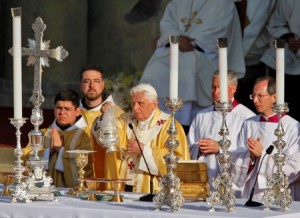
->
xmin=231 ymin=76 xmax=300 ymax=201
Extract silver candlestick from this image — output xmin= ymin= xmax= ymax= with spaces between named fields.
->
xmin=26 ymin=107 xmax=56 ymax=201
xmin=153 ymin=97 xmax=184 ymax=212
xmin=9 ymin=118 xmax=31 ymax=203
xmin=206 ymin=101 xmax=235 ymax=212
xmin=262 ymin=103 xmax=292 ymax=211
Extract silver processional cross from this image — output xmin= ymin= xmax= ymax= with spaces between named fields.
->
xmin=10 ymin=17 xmax=69 ymax=108
xmin=9 ymin=15 xmax=69 ymax=202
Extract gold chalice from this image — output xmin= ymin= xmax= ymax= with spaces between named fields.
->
xmin=84 ymin=178 xmax=100 ymax=201
xmin=110 ymin=179 xmax=130 ymax=203
xmin=0 ymin=172 xmax=14 ymax=196
xmin=66 ymin=150 xmax=95 ymax=196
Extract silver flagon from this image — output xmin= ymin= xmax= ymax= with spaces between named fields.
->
xmin=262 ymin=103 xmax=292 ymax=211
xmin=153 ymin=97 xmax=184 ymax=212
xmin=94 ymin=107 xmax=119 ymax=153
xmin=206 ymin=101 xmax=236 ymax=212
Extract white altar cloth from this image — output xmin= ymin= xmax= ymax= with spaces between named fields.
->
xmin=0 ymin=191 xmax=300 ymax=218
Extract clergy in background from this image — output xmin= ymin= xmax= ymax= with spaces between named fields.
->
xmin=139 ymin=0 xmax=245 ymax=130
xmin=188 ymin=70 xmax=254 ymax=189
xmin=79 ymin=64 xmax=123 ymax=189
xmin=231 ymin=76 xmax=300 ymax=201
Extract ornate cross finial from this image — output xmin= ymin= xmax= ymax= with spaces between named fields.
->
xmin=9 ymin=17 xmax=68 ymax=108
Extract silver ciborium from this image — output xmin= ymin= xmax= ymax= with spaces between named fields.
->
xmin=153 ymin=97 xmax=184 ymax=212
xmin=206 ymin=101 xmax=235 ymax=212
xmin=262 ymin=103 xmax=292 ymax=211
xmin=94 ymin=107 xmax=119 ymax=153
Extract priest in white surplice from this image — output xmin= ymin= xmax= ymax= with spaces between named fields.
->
xmin=188 ymin=70 xmax=254 ymax=189
xmin=139 ymin=0 xmax=245 ymax=128
xmin=261 ymin=0 xmax=300 ymax=121
xmin=235 ymin=0 xmax=277 ymax=112
xmin=231 ymin=76 xmax=300 ymax=201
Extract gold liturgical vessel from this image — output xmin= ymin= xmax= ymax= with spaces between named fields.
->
xmin=0 ymin=173 xmax=14 ymax=196
xmin=67 ymin=150 xmax=95 ymax=196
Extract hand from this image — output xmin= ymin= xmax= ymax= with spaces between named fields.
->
xmin=126 ymin=138 xmax=144 ymax=155
xmin=51 ymin=128 xmax=63 ymax=153
xmin=179 ymin=35 xmax=195 ymax=52
xmin=287 ymin=37 xmax=300 ymax=54
xmin=197 ymin=138 xmax=219 ymax=155
xmin=247 ymin=137 xmax=263 ymax=159
xmin=100 ymin=101 xmax=113 ymax=114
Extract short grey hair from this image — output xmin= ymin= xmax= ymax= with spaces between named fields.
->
xmin=254 ymin=76 xmax=276 ymax=94
xmin=213 ymin=69 xmax=238 ymax=86
xmin=130 ymin=83 xmax=158 ymax=101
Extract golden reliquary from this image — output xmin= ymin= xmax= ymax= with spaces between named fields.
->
xmin=173 ymin=160 xmax=209 ymax=201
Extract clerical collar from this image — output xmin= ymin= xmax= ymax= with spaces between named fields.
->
xmin=55 ymin=115 xmax=82 ymax=130
xmin=137 ymin=110 xmax=155 ymax=130
xmin=214 ymin=98 xmax=239 ymax=111
xmin=260 ymin=113 xmax=286 ymax=123
xmin=81 ymin=91 xmax=109 ymax=110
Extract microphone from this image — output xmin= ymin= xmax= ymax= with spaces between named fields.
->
xmin=245 ymin=145 xmax=274 ymax=207
xmin=128 ymin=123 xmax=155 ymax=201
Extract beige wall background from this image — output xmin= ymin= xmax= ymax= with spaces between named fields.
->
xmin=0 ymin=0 xmax=168 ymax=108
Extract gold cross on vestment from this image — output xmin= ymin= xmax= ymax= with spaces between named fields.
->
xmin=181 ymin=11 xmax=203 ymax=32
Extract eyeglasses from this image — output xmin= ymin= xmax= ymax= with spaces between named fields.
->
xmin=82 ymin=79 xmax=103 ymax=86
xmin=55 ymin=106 xmax=75 ymax=113
xmin=249 ymin=93 xmax=270 ymax=100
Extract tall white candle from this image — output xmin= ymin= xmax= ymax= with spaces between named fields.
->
xmin=169 ymin=35 xmax=179 ymax=99
xmin=275 ymin=39 xmax=285 ymax=105
xmin=218 ymin=38 xmax=228 ymax=103
xmin=11 ymin=8 xmax=22 ymax=119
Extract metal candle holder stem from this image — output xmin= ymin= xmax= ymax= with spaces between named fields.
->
xmin=262 ymin=103 xmax=292 ymax=211
xmin=153 ymin=97 xmax=184 ymax=212
xmin=9 ymin=118 xmax=31 ymax=203
xmin=206 ymin=101 xmax=235 ymax=212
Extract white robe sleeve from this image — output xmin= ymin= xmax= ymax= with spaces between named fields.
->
xmin=230 ymin=122 xmax=251 ymax=188
xmin=55 ymin=147 xmax=65 ymax=172
xmin=285 ymin=152 xmax=300 ymax=184
xmin=43 ymin=148 xmax=50 ymax=170
xmin=187 ymin=116 xmax=200 ymax=160
xmin=138 ymin=146 xmax=159 ymax=176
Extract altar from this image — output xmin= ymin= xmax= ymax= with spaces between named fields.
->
xmin=0 ymin=189 xmax=300 ymax=218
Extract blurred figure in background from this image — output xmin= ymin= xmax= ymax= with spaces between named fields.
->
xmin=139 ymin=0 xmax=245 ymax=133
